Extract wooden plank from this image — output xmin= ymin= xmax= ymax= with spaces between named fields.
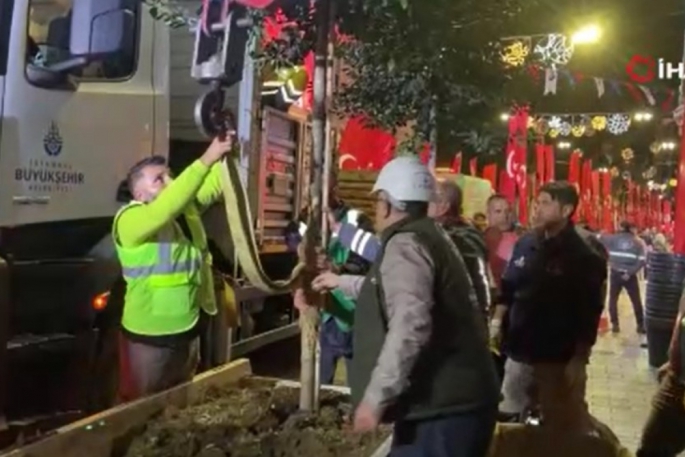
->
xmin=2 ymin=360 xmax=252 ymax=457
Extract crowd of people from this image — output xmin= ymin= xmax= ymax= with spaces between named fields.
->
xmin=295 ymin=157 xmax=682 ymax=456
xmin=112 ymin=137 xmax=683 ymax=457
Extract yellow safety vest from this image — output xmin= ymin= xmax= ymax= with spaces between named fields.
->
xmin=112 ymin=201 xmax=217 ymax=336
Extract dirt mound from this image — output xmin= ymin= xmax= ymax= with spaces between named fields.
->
xmin=124 ymin=386 xmax=389 ymax=457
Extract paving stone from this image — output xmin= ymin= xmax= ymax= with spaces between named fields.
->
xmin=587 ymin=289 xmax=666 ymax=455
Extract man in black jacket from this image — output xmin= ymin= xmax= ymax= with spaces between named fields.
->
xmin=428 ymin=179 xmax=491 ymax=320
xmin=491 ymin=181 xmax=608 ymax=434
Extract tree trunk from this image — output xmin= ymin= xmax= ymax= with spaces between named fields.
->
xmin=299 ymin=0 xmax=331 ymax=413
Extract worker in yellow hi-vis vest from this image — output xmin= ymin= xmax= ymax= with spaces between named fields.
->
xmin=113 ymin=136 xmax=233 ymax=398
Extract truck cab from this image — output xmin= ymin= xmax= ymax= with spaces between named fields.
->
xmin=0 ymin=0 xmax=310 ymax=445
xmin=0 ymin=0 xmax=170 ymax=442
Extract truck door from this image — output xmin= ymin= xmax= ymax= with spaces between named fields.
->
xmin=0 ymin=0 xmax=156 ymax=227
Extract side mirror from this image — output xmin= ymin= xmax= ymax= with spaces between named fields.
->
xmin=70 ymin=0 xmax=131 ymax=57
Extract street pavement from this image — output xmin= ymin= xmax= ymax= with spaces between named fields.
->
xmin=587 ymin=292 xmax=660 ymax=454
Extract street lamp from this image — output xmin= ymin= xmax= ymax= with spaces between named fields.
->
xmin=571 ymin=25 xmax=601 ymax=44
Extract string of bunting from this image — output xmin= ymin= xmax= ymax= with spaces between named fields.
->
xmin=528 ymin=111 xmax=633 ymax=137
xmin=526 ymin=64 xmax=676 ymax=113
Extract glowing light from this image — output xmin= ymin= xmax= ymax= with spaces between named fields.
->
xmin=634 ymin=112 xmax=653 ymax=121
xmin=571 ymin=25 xmax=601 ymax=44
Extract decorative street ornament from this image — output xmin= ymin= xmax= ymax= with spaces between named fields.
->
xmin=501 ymin=41 xmax=530 ymax=67
xmin=548 ymin=129 xmax=559 ymax=138
xmin=622 ymin=170 xmax=631 ymax=180
xmin=535 ymin=119 xmax=549 ymax=135
xmin=571 ymin=125 xmax=585 ymax=137
xmin=621 ymin=148 xmax=634 ymax=162
xmin=610 ymin=166 xmax=619 ymax=177
xmin=534 ymin=34 xmax=574 ymax=66
xmin=559 ymin=121 xmax=572 ymax=136
xmin=548 ymin=116 xmax=562 ymax=129
xmin=650 ymin=142 xmax=660 ymax=154
xmin=607 ymin=114 xmax=631 ymax=135
xmin=585 ymin=126 xmax=596 ymax=137
xmin=644 ymin=166 xmax=656 ymax=179
xmin=591 ymin=116 xmax=607 ymax=131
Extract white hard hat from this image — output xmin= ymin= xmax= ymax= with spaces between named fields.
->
xmin=372 ymin=156 xmax=435 ymax=202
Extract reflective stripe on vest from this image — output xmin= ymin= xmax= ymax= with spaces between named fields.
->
xmin=114 ymin=203 xmax=203 ymax=281
xmin=120 ymin=240 xmax=202 ymax=279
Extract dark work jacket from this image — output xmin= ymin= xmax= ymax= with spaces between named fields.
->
xmin=501 ymin=223 xmax=607 ymax=363
xmin=350 ymin=217 xmax=499 ymax=422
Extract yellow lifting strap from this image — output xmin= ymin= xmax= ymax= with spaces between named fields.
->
xmin=218 ymin=156 xmax=307 ymax=294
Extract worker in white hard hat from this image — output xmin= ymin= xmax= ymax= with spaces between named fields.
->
xmin=313 ymin=156 xmax=499 ymax=456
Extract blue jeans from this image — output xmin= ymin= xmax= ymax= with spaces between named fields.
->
xmin=319 ymin=318 xmax=353 ymax=385
xmin=390 ymin=407 xmax=497 ymax=457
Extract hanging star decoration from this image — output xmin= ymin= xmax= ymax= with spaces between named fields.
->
xmin=650 ymin=142 xmax=660 ymax=154
xmin=607 ymin=114 xmax=631 ymax=135
xmin=535 ymin=119 xmax=549 ymax=135
xmin=533 ymin=34 xmax=574 ymax=66
xmin=571 ymin=125 xmax=585 ymax=137
xmin=559 ymin=121 xmax=572 ymax=136
xmin=501 ymin=41 xmax=530 ymax=67
xmin=548 ymin=116 xmax=563 ymax=129
xmin=591 ymin=116 xmax=607 ymax=131
xmin=621 ymin=148 xmax=634 ymax=162
xmin=548 ymin=129 xmax=559 ymax=138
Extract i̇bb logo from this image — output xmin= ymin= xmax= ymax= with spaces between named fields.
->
xmin=625 ymin=55 xmax=656 ymax=83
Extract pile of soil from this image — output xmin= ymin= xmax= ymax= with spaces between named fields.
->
xmin=124 ymin=386 xmax=389 ymax=457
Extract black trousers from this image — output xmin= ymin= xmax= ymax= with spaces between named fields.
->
xmin=608 ymin=270 xmax=644 ymax=329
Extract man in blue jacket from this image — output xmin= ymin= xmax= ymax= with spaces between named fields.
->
xmin=600 ymin=221 xmax=646 ymax=334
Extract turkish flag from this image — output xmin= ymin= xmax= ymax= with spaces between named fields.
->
xmin=338 ymin=116 xmax=395 ymax=170
xmin=482 ymin=164 xmax=498 ymax=191
xmin=535 ymin=143 xmax=545 ymax=188
xmin=545 ymin=145 xmax=555 ymax=182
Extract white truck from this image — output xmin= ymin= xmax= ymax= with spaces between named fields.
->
xmin=0 ymin=0 xmax=308 ymax=444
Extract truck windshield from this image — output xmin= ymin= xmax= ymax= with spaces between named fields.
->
xmin=0 ymin=0 xmax=14 ymax=76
